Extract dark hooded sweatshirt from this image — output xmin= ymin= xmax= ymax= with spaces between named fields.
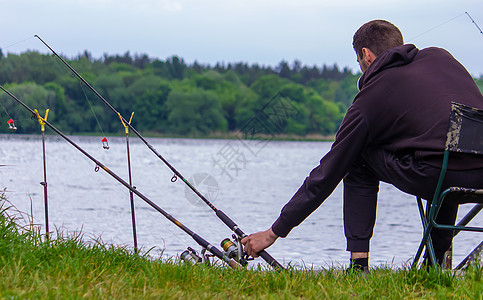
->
xmin=272 ymin=44 xmax=483 ymax=238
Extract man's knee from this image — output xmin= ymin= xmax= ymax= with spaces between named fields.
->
xmin=344 ymin=158 xmax=380 ymax=197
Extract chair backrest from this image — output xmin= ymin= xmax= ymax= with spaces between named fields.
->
xmin=446 ymin=102 xmax=483 ymax=154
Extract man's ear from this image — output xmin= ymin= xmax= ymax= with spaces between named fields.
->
xmin=361 ymin=47 xmax=377 ymax=65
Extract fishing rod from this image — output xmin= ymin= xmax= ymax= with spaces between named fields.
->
xmin=465 ymin=12 xmax=483 ymax=36
xmin=34 ymin=109 xmax=50 ymax=239
xmin=118 ymin=112 xmax=138 ymax=252
xmin=455 ymin=241 xmax=483 ymax=269
xmin=0 ymin=85 xmax=242 ymax=270
xmin=441 ymin=203 xmax=483 ymax=269
xmin=34 ymin=35 xmax=284 ymax=269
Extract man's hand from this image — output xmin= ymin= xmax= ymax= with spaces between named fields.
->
xmin=241 ymin=228 xmax=279 ymax=258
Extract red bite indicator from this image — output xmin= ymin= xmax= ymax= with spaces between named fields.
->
xmin=101 ymin=137 xmax=109 ymax=149
xmin=7 ymin=119 xmax=17 ymax=131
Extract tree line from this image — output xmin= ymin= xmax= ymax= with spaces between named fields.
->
xmin=0 ymin=49 xmax=481 ymax=137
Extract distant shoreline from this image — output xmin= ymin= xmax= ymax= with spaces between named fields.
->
xmin=0 ymin=132 xmax=336 ymax=142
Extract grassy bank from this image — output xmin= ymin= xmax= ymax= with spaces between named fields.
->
xmin=0 ymin=196 xmax=481 ymax=299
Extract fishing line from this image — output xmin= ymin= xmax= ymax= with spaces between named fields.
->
xmin=51 ymin=52 xmax=110 ymax=149
xmin=79 ymin=82 xmax=107 ymax=138
xmin=407 ymin=12 xmax=466 ymax=42
xmin=0 ymin=101 xmax=11 ymax=117
xmin=1 ymin=36 xmax=36 ymax=51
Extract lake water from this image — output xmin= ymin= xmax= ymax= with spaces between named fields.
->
xmin=1 ymin=134 xmax=481 ymax=269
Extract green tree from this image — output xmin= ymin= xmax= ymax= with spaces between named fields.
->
xmin=277 ymin=60 xmax=291 ymax=79
xmin=0 ymin=49 xmax=365 ymax=137
xmin=335 ymin=73 xmax=360 ymax=108
xmin=128 ymin=76 xmax=171 ymax=132
xmin=192 ymin=70 xmax=255 ymax=131
xmin=166 ymin=89 xmax=227 ymax=135
xmin=279 ymin=83 xmax=306 ymax=103
xmin=307 ymin=78 xmax=339 ymax=102
xmin=306 ymin=93 xmax=344 ymax=135
xmin=0 ymin=58 xmax=14 ymax=84
xmin=167 ymin=56 xmax=186 ymax=80
xmin=475 ymin=76 xmax=483 ymax=94
xmin=250 ymin=74 xmax=287 ymax=100
xmin=44 ymin=82 xmax=70 ymax=131
xmin=94 ymin=73 xmax=125 ymax=99
xmin=93 ymin=73 xmax=126 ymax=131
xmin=150 ymin=59 xmax=171 ymax=78
xmin=0 ymin=82 xmax=56 ymax=134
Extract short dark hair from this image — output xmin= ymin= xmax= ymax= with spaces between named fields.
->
xmin=353 ymin=20 xmax=404 ymax=59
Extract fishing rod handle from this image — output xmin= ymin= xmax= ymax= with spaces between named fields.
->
xmin=227 ymin=259 xmax=243 ymax=270
xmin=215 ymin=209 xmax=284 ymax=270
xmin=258 ymin=250 xmax=284 ymax=270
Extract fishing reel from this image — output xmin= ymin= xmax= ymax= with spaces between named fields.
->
xmin=180 ymin=247 xmax=212 ymax=265
xmin=220 ymin=234 xmax=253 ymax=266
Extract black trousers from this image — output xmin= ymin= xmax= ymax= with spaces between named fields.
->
xmin=343 ymin=148 xmax=483 ymax=256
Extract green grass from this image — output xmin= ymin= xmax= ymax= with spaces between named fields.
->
xmin=0 ymin=194 xmax=481 ymax=299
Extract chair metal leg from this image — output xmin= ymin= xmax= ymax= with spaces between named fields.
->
xmin=413 ymin=197 xmax=439 ymax=269
xmin=413 ymin=197 xmax=427 ymax=267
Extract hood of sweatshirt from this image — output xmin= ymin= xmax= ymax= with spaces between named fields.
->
xmin=358 ymin=44 xmax=419 ymax=90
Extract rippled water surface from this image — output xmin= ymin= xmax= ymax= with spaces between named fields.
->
xmin=1 ymin=134 xmax=481 ymax=268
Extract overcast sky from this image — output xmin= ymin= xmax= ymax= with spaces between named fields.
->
xmin=3 ymin=0 xmax=483 ymax=76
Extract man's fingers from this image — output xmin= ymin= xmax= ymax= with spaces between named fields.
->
xmin=241 ymin=235 xmax=259 ymax=257
xmin=241 ymin=229 xmax=279 ymax=258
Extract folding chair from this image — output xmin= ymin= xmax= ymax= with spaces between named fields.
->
xmin=412 ymin=102 xmax=483 ymax=270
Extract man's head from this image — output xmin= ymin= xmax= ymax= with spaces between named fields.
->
xmin=353 ymin=20 xmax=404 ymax=72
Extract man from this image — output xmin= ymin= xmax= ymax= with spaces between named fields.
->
xmin=241 ymin=20 xmax=483 ymax=270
